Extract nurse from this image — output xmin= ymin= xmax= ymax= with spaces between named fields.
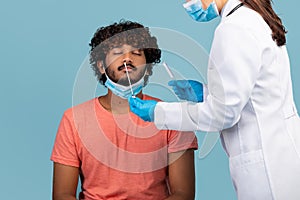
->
xmin=129 ymin=0 xmax=300 ymax=199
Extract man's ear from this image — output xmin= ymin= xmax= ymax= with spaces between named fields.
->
xmin=145 ymin=64 xmax=151 ymax=75
xmin=97 ymin=61 xmax=105 ymax=74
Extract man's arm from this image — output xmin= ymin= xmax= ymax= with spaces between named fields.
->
xmin=165 ymin=149 xmax=196 ymax=200
xmin=52 ymin=162 xmax=79 ymax=200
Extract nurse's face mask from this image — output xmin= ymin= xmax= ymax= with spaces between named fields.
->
xmin=184 ymin=0 xmax=219 ymax=22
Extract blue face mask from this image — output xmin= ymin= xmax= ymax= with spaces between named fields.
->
xmin=183 ymin=0 xmax=219 ymax=22
xmin=104 ymin=72 xmax=145 ymax=99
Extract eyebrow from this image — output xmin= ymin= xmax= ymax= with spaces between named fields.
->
xmin=111 ymin=46 xmax=142 ymax=51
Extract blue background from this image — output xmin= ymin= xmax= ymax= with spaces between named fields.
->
xmin=0 ymin=0 xmax=298 ymax=199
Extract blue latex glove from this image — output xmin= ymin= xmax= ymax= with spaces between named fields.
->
xmin=168 ymin=80 xmax=203 ymax=102
xmin=128 ymin=96 xmax=158 ymax=122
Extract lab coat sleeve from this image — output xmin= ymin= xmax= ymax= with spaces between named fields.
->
xmin=203 ymin=83 xmax=208 ymax=101
xmin=154 ymin=22 xmax=262 ymax=131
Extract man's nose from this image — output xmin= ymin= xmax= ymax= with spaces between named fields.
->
xmin=122 ymin=52 xmax=133 ymax=63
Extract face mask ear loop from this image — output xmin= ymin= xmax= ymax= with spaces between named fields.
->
xmin=124 ymin=62 xmax=135 ymax=97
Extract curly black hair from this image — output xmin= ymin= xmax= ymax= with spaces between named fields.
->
xmin=89 ymin=20 xmax=161 ymax=85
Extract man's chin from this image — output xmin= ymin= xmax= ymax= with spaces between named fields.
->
xmin=117 ymin=78 xmax=131 ymax=86
xmin=117 ymin=77 xmax=141 ymax=86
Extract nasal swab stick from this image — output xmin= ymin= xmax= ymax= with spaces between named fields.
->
xmin=124 ymin=62 xmax=134 ymax=97
xmin=162 ymin=62 xmax=175 ymax=79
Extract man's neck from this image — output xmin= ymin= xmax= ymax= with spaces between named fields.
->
xmin=99 ymin=91 xmax=143 ymax=114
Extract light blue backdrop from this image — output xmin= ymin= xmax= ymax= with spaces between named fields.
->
xmin=0 ymin=1 xmax=298 ymax=199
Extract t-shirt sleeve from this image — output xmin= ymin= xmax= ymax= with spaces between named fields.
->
xmin=167 ymin=130 xmax=198 ymax=153
xmin=50 ymin=111 xmax=80 ymax=167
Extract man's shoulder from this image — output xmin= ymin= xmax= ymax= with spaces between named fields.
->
xmin=63 ymin=98 xmax=97 ymax=118
xmin=143 ymin=94 xmax=161 ymax=102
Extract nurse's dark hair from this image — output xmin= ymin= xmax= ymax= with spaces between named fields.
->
xmin=89 ymin=20 xmax=161 ymax=85
xmin=240 ymin=0 xmax=287 ymax=46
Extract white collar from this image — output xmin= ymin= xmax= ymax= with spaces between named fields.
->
xmin=220 ymin=0 xmax=242 ymax=18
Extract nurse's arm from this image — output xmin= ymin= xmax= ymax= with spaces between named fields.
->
xmin=165 ymin=149 xmax=195 ymax=200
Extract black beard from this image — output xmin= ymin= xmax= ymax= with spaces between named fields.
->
xmin=117 ymin=63 xmax=136 ymax=71
xmin=105 ymin=67 xmax=146 ymax=86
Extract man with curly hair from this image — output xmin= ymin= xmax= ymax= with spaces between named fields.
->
xmin=51 ymin=20 xmax=198 ymax=200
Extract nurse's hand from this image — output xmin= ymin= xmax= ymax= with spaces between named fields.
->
xmin=128 ymin=96 xmax=157 ymax=122
xmin=168 ymin=80 xmax=203 ymax=102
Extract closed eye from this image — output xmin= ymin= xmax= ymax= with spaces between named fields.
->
xmin=113 ymin=51 xmax=122 ymax=55
xmin=111 ymin=48 xmax=123 ymax=55
xmin=132 ymin=50 xmax=142 ymax=55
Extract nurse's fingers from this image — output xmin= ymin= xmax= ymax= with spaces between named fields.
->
xmin=169 ymin=80 xmax=191 ymax=89
xmin=168 ymin=80 xmax=177 ymax=86
xmin=128 ymin=96 xmax=142 ymax=108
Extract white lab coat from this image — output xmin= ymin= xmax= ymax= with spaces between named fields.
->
xmin=154 ymin=0 xmax=300 ymax=199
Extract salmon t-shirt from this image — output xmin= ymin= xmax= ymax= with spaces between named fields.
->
xmin=51 ymin=95 xmax=198 ymax=200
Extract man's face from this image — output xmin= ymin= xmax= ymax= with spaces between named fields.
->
xmin=100 ymin=44 xmax=147 ymax=86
